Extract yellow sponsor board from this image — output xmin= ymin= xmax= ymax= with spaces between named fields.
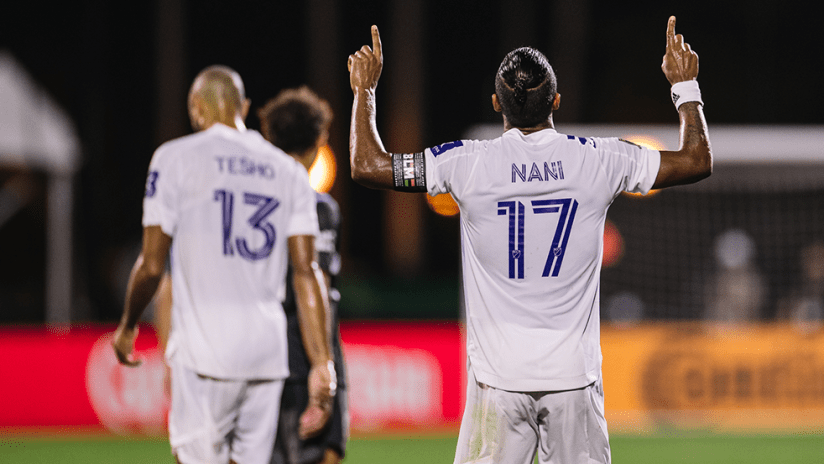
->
xmin=601 ymin=323 xmax=824 ymax=434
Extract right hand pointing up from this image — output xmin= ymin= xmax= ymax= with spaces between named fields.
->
xmin=348 ymin=25 xmax=383 ymax=92
xmin=662 ymin=16 xmax=699 ymax=85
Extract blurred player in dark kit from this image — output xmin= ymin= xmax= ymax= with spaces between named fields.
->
xmin=258 ymin=86 xmax=349 ymax=464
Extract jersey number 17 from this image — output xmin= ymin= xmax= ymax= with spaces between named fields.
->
xmin=497 ymin=198 xmax=578 ymax=279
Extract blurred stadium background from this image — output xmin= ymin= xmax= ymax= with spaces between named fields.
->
xmin=1 ymin=0 xmax=823 ymax=462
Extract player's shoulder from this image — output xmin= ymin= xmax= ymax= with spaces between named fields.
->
xmin=242 ymin=129 xmax=286 ymax=157
xmin=233 ymin=130 xmax=309 ymax=178
xmin=426 ymin=138 xmax=487 ymax=161
xmin=315 ymin=192 xmax=340 ymax=225
xmin=220 ymin=127 xmax=291 ymax=162
xmin=557 ymin=132 xmax=648 ymax=155
xmin=149 ymin=131 xmax=208 ymax=171
xmin=315 ymin=191 xmax=339 ymax=210
xmin=557 ymin=132 xmax=604 ymax=150
xmin=154 ymin=130 xmax=203 ymax=157
xmin=152 ymin=126 xmax=237 ymax=160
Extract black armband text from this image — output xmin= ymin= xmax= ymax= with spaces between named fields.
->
xmin=392 ymin=152 xmax=427 ymax=192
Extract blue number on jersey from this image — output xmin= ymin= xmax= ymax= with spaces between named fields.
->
xmin=567 ymin=135 xmax=596 ymax=148
xmin=214 ymin=189 xmax=280 ymax=261
xmin=532 ymin=198 xmax=578 ymax=277
xmin=431 ymin=140 xmax=464 ymax=157
xmin=497 ymin=201 xmax=526 ymax=279
xmin=498 ymin=197 xmax=578 ymax=278
xmin=145 ymin=171 xmax=159 ymax=198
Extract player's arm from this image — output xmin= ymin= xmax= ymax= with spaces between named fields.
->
xmin=113 ymin=225 xmax=171 ymax=367
xmin=348 ymin=25 xmax=395 ymax=190
xmin=152 ymin=272 xmax=173 ymax=395
xmin=654 ymin=16 xmax=713 ymax=189
xmin=153 ymin=272 xmax=172 ymax=353
xmin=288 ymin=234 xmax=337 ymax=438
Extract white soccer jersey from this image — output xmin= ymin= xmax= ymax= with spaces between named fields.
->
xmin=425 ymin=128 xmax=660 ymax=392
xmin=143 ymin=123 xmax=319 ymax=380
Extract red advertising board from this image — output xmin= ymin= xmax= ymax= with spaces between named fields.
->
xmin=0 ymin=322 xmax=465 ymax=434
xmin=340 ymin=321 xmax=465 ymax=431
xmin=6 ymin=322 xmax=821 ymax=436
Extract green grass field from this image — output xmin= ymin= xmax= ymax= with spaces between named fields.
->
xmin=1 ymin=433 xmax=822 ymax=463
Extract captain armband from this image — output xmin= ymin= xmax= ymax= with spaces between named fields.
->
xmin=670 ymin=80 xmax=703 ymax=110
xmin=392 ymin=152 xmax=427 ymax=192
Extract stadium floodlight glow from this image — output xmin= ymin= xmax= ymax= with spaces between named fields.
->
xmin=621 ymin=134 xmax=668 ymax=152
xmin=308 ymin=144 xmax=336 ymax=193
xmin=602 ymin=220 xmax=624 ymax=268
xmin=426 ymin=192 xmax=460 ymax=216
xmin=621 ymin=134 xmax=666 ymax=197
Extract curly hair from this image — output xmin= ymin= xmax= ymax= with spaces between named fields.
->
xmin=257 ymin=86 xmax=333 ymax=154
xmin=494 ymin=47 xmax=557 ymax=128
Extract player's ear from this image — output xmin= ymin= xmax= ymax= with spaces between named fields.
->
xmin=552 ymin=93 xmax=561 ymax=111
xmin=241 ymin=98 xmax=251 ymax=122
xmin=491 ymin=94 xmax=502 ymax=113
xmin=188 ymin=94 xmax=207 ymax=131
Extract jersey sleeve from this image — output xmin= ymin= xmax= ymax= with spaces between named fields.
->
xmin=423 ymin=139 xmax=481 ymax=197
xmin=285 ymin=163 xmax=320 ymax=238
xmin=142 ymin=146 xmax=179 ymax=236
xmin=593 ymin=138 xmax=661 ymax=196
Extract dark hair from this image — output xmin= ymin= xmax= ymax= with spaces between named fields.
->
xmin=257 ymin=86 xmax=333 ymax=154
xmin=494 ymin=47 xmax=557 ymax=128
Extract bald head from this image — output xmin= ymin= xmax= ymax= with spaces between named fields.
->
xmin=187 ymin=65 xmax=250 ymax=132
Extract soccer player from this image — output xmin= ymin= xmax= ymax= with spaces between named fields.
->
xmin=258 ymin=86 xmax=349 ymax=464
xmin=112 ymin=65 xmax=337 ymax=464
xmin=347 ymin=17 xmax=711 ymax=464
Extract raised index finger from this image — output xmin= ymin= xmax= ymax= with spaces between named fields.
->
xmin=666 ymin=16 xmax=676 ymax=48
xmin=371 ymin=25 xmax=382 ymax=60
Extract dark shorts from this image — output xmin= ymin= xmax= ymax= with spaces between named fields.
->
xmin=271 ymin=381 xmax=349 ymax=464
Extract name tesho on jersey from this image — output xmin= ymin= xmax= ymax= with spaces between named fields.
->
xmin=143 ymin=123 xmax=319 ymax=380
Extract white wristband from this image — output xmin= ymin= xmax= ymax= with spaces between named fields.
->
xmin=671 ymin=80 xmax=703 ymax=109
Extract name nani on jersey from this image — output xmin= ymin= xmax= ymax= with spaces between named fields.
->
xmin=214 ymin=155 xmax=275 ymax=179
xmin=512 ymin=161 xmax=565 ymax=183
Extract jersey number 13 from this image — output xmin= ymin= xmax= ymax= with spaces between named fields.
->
xmin=214 ymin=189 xmax=280 ymax=261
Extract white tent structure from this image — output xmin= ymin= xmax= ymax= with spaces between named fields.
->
xmin=0 ymin=49 xmax=81 ymax=324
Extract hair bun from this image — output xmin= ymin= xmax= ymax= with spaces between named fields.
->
xmin=513 ymin=79 xmax=527 ymax=104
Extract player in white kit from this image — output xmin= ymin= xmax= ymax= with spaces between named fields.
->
xmin=348 ymin=17 xmax=711 ymax=464
xmin=113 ymin=65 xmax=337 ymax=464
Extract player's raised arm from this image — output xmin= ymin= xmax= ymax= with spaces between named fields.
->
xmin=348 ymin=25 xmax=395 ymax=190
xmin=654 ymin=16 xmax=713 ymax=189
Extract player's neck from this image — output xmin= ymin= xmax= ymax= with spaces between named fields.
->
xmin=200 ymin=117 xmax=247 ymax=132
xmin=230 ymin=114 xmax=247 ymax=131
xmin=506 ymin=118 xmax=555 ymax=135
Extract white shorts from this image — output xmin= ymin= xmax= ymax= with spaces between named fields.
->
xmin=168 ymin=355 xmax=284 ymax=464
xmin=454 ymin=362 xmax=610 ymax=464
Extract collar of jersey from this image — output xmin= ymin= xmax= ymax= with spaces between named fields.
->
xmin=503 ymin=127 xmax=559 ymax=140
